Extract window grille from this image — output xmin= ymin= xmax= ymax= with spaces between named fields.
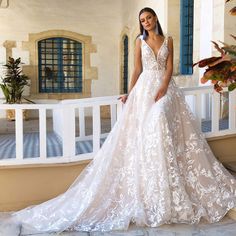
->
xmin=38 ymin=37 xmax=83 ymax=93
xmin=180 ymin=0 xmax=194 ymax=74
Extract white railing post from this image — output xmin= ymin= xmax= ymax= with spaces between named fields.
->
xmin=52 ymin=108 xmax=63 ymax=137
xmin=79 ymin=107 xmax=85 ymax=138
xmin=229 ymin=90 xmax=236 ymax=130
xmin=93 ymin=105 xmax=101 ymax=153
xmin=117 ymin=101 xmax=123 ymax=120
xmin=212 ymin=91 xmax=220 ymax=132
xmin=62 ymin=106 xmax=75 ymax=158
xmin=110 ymin=104 xmax=117 ymax=128
xmin=15 ymin=109 xmax=23 ymax=160
xmin=39 ymin=108 xmax=47 ymax=159
xmin=195 ymin=93 xmax=202 ymax=127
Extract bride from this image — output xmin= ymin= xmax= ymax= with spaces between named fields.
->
xmin=2 ymin=7 xmax=236 ymax=234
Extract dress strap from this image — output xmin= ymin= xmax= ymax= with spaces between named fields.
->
xmin=139 ymin=35 xmax=144 ymax=40
xmin=165 ymin=35 xmax=172 ymax=44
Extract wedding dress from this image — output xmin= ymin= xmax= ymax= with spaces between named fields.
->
xmin=1 ymin=36 xmax=236 ymax=234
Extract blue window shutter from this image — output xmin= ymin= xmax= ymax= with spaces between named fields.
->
xmin=38 ymin=37 xmax=83 ymax=93
xmin=180 ymin=0 xmax=194 ymax=74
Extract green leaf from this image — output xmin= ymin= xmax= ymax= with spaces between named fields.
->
xmin=228 ymin=83 xmax=236 ymax=91
xmin=0 ymin=84 xmax=10 ymax=103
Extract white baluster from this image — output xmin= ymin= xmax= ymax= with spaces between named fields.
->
xmin=212 ymin=92 xmax=220 ymax=132
xmin=195 ymin=93 xmax=202 ymax=127
xmin=93 ymin=105 xmax=101 ymax=153
xmin=116 ymin=101 xmax=123 ymax=120
xmin=110 ymin=104 xmax=117 ymax=128
xmin=62 ymin=106 xmax=75 ymax=158
xmin=39 ymin=108 xmax=47 ymax=159
xmin=15 ymin=109 xmax=23 ymax=160
xmin=229 ymin=90 xmax=236 ymax=130
xmin=79 ymin=107 xmax=85 ymax=138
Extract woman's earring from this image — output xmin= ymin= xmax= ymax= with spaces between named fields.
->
xmin=143 ymin=29 xmax=147 ymax=40
xmin=155 ymin=24 xmax=159 ymax=35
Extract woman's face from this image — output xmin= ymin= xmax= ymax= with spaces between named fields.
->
xmin=140 ymin=11 xmax=157 ymax=31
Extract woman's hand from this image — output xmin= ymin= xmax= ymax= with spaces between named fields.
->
xmin=155 ymin=83 xmax=168 ymax=102
xmin=118 ymin=94 xmax=129 ymax=104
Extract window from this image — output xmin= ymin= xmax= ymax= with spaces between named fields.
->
xmin=122 ymin=35 xmax=129 ymax=94
xmin=180 ymin=0 xmax=194 ymax=74
xmin=38 ymin=37 xmax=83 ymax=93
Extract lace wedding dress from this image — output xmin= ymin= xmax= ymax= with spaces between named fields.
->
xmin=1 ymin=36 xmax=236 ymax=234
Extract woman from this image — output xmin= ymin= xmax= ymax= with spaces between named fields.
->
xmin=1 ymin=7 xmax=236 ymax=234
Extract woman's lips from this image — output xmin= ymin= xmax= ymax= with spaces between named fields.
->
xmin=144 ymin=24 xmax=151 ymax=29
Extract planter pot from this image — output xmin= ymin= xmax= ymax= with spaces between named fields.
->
xmin=6 ymin=109 xmax=28 ymax=121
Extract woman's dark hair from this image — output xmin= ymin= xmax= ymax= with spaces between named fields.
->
xmin=139 ymin=7 xmax=164 ymax=37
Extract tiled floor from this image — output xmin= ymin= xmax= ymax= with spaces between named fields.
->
xmin=0 ymin=117 xmax=111 ymax=159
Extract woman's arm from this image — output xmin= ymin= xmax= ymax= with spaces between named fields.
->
xmin=119 ymin=38 xmax=143 ymax=103
xmin=154 ymin=36 xmax=173 ymax=102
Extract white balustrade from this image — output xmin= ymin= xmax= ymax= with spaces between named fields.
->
xmin=0 ymin=87 xmax=235 ymax=166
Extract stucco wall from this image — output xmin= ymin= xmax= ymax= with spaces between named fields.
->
xmin=0 ymin=0 xmax=123 ymax=98
xmin=224 ymin=0 xmax=236 ymax=44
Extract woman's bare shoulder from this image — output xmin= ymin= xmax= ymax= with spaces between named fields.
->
xmin=135 ymin=36 xmax=142 ymax=47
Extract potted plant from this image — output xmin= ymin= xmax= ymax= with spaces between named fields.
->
xmin=193 ymin=36 xmax=236 ymax=92
xmin=0 ymin=57 xmax=32 ymax=120
xmin=193 ymin=0 xmax=236 ymax=92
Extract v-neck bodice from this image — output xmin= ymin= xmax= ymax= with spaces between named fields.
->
xmin=140 ymin=35 xmax=169 ymax=71
xmin=143 ymin=38 xmax=165 ymax=59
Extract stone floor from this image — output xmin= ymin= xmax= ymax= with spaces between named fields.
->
xmin=1 ymin=216 xmax=236 ymax=236
xmin=49 ymin=218 xmax=236 ymax=236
